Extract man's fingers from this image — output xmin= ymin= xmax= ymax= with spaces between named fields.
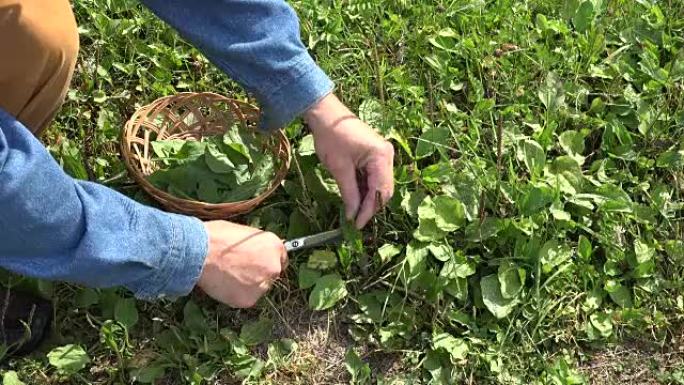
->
xmin=280 ymin=246 xmax=289 ymax=271
xmin=355 ymin=158 xmax=394 ymax=229
xmin=355 ymin=187 xmax=379 ymax=229
xmin=331 ymin=165 xmax=362 ymax=220
xmin=257 ymin=279 xmax=273 ymax=293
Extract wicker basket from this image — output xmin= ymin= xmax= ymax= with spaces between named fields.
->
xmin=121 ymin=92 xmax=291 ymax=219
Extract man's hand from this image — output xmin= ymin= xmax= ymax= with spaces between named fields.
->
xmin=304 ymin=93 xmax=395 ymax=228
xmin=197 ymin=221 xmax=287 ymax=308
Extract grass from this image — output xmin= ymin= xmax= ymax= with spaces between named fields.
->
xmin=3 ymin=0 xmax=684 ymax=384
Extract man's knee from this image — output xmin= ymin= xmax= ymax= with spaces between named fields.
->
xmin=0 ymin=0 xmax=79 ymax=131
xmin=4 ymin=1 xmax=79 ymax=78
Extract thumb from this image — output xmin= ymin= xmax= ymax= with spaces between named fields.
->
xmin=329 ymin=164 xmax=362 ymax=221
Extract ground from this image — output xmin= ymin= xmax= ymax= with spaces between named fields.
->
xmin=2 ymin=0 xmax=684 ymax=384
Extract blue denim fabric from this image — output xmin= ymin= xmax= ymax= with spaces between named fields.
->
xmin=141 ymin=0 xmax=335 ymax=132
xmin=0 ymin=108 xmax=207 ymax=299
xmin=0 ymin=0 xmax=333 ymax=299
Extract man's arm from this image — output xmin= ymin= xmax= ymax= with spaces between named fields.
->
xmin=141 ymin=0 xmax=334 ymax=132
xmin=142 ymin=0 xmax=395 ymax=227
xmin=0 ymin=108 xmax=207 ymax=300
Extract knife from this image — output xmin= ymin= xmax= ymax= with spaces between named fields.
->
xmin=284 ymin=228 xmax=344 ymax=252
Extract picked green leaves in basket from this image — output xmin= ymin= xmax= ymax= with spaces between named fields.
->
xmin=147 ymin=124 xmax=276 ymax=203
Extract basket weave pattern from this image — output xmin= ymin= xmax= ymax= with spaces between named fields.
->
xmin=121 ymin=92 xmax=291 ymax=219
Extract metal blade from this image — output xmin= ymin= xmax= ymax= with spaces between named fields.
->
xmin=284 ymin=228 xmax=344 ymax=252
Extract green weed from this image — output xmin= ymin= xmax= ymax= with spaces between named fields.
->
xmin=4 ymin=0 xmax=684 ymax=384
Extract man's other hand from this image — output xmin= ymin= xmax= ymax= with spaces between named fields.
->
xmin=305 ymin=93 xmax=395 ymax=228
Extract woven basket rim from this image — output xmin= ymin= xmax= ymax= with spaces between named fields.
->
xmin=120 ymin=92 xmax=291 ymax=216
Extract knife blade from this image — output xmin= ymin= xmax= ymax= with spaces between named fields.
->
xmin=284 ymin=228 xmax=344 ymax=252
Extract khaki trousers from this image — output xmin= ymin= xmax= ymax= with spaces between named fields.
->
xmin=0 ymin=0 xmax=79 ymax=135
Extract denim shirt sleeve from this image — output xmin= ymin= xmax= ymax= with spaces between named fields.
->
xmin=140 ymin=0 xmax=335 ymax=131
xmin=0 ymin=108 xmax=208 ymax=300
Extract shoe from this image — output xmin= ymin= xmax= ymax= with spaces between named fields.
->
xmin=0 ymin=288 xmax=52 ymax=357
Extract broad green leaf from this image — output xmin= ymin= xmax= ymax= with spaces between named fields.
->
xmin=60 ymin=149 xmax=89 ymax=180
xmin=413 ymin=217 xmax=446 ymax=242
xmin=75 ymin=288 xmax=99 ymax=308
xmin=204 ymin=144 xmax=236 ymax=174
xmin=432 ymin=332 xmax=468 ymax=361
xmin=421 ymin=162 xmax=453 ymax=184
xmin=312 ymin=167 xmax=340 ymax=197
xmin=582 ymin=288 xmax=603 ymax=312
xmin=297 ymin=134 xmax=316 ymax=156
xmin=428 ymin=28 xmax=459 ymax=52
xmin=130 ymin=365 xmax=166 ymax=383
xmin=605 ymin=280 xmax=633 ymax=308
xmin=377 ymin=244 xmax=402 ymax=263
xmin=498 ymin=262 xmax=525 ymax=299
xmin=387 ymin=128 xmax=414 ymax=158
xmin=47 ymin=344 xmax=90 ymax=374
xmin=230 ymin=354 xmax=265 ymax=380
xmin=595 ymin=184 xmax=633 ymax=213
xmin=465 ymin=218 xmax=505 ymax=242
xmin=93 ymin=89 xmax=107 ymax=103
xmin=603 ymin=259 xmax=622 ymax=277
xmin=449 ymin=173 xmax=481 ymax=221
xmin=440 ymin=254 xmax=476 ymax=279
xmin=2 ymin=371 xmax=25 ymax=385
xmin=183 ymin=300 xmax=208 ymax=331
xmin=633 ymin=259 xmax=655 ymax=278
xmin=538 ymin=72 xmax=566 ymax=112
xmin=98 ymin=290 xmax=120 ymax=320
xmin=307 ymin=250 xmax=337 ymax=270
xmin=545 ymin=357 xmax=587 ymax=385
xmin=588 ymin=95 xmax=606 ymax=113
xmin=417 ymin=195 xmax=436 ymax=219
xmin=345 ymin=349 xmax=371 ymax=385
xmin=519 ymin=185 xmax=555 ymax=215
xmin=656 ymin=150 xmax=684 ymax=170
xmin=358 ymin=98 xmax=383 ymax=130
xmin=480 ymin=274 xmax=518 ymax=319
xmin=520 ymin=139 xmax=546 ymax=177
xmin=287 ymin=209 xmax=312 ymax=239
xmin=267 ymin=339 xmax=298 ymax=365
xmin=444 ymin=277 xmax=469 ymax=301
xmin=539 ymin=240 xmax=573 ymax=273
xmin=240 ymin=318 xmax=273 ymax=346
xmin=114 ymin=297 xmax=138 ymax=328
xmin=298 ymin=263 xmax=321 ymax=289
xmin=151 ymin=139 xmax=185 ymax=163
xmin=549 ymin=155 xmax=585 ymax=193
xmin=433 ymin=196 xmax=466 ymax=232
xmin=589 ymin=312 xmax=613 ymax=337
xmin=428 ymin=243 xmax=453 ymax=262
xmin=634 ymin=239 xmax=654 ymax=264
xmin=572 ymin=0 xmax=595 ymax=32
xmin=416 ymin=126 xmax=450 ymax=159
xmin=423 ymin=349 xmax=453 ymax=384
xmin=222 ymin=126 xmax=253 ymax=163
xmin=173 ymin=141 xmax=208 ymax=165
xmin=403 ymin=242 xmax=429 ymax=284
xmin=578 ymin=235 xmax=592 ymax=260
xmin=665 ymin=240 xmax=684 ymax=261
xmin=309 ymin=274 xmax=348 ymax=310
xmin=550 ymin=201 xmax=571 ymax=221
xmin=354 ymin=292 xmax=385 ymax=323
xmin=401 ymin=188 xmax=427 ymax=218
xmin=197 ymin=178 xmax=221 ymax=203
xmin=559 ymin=130 xmax=585 ymax=155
